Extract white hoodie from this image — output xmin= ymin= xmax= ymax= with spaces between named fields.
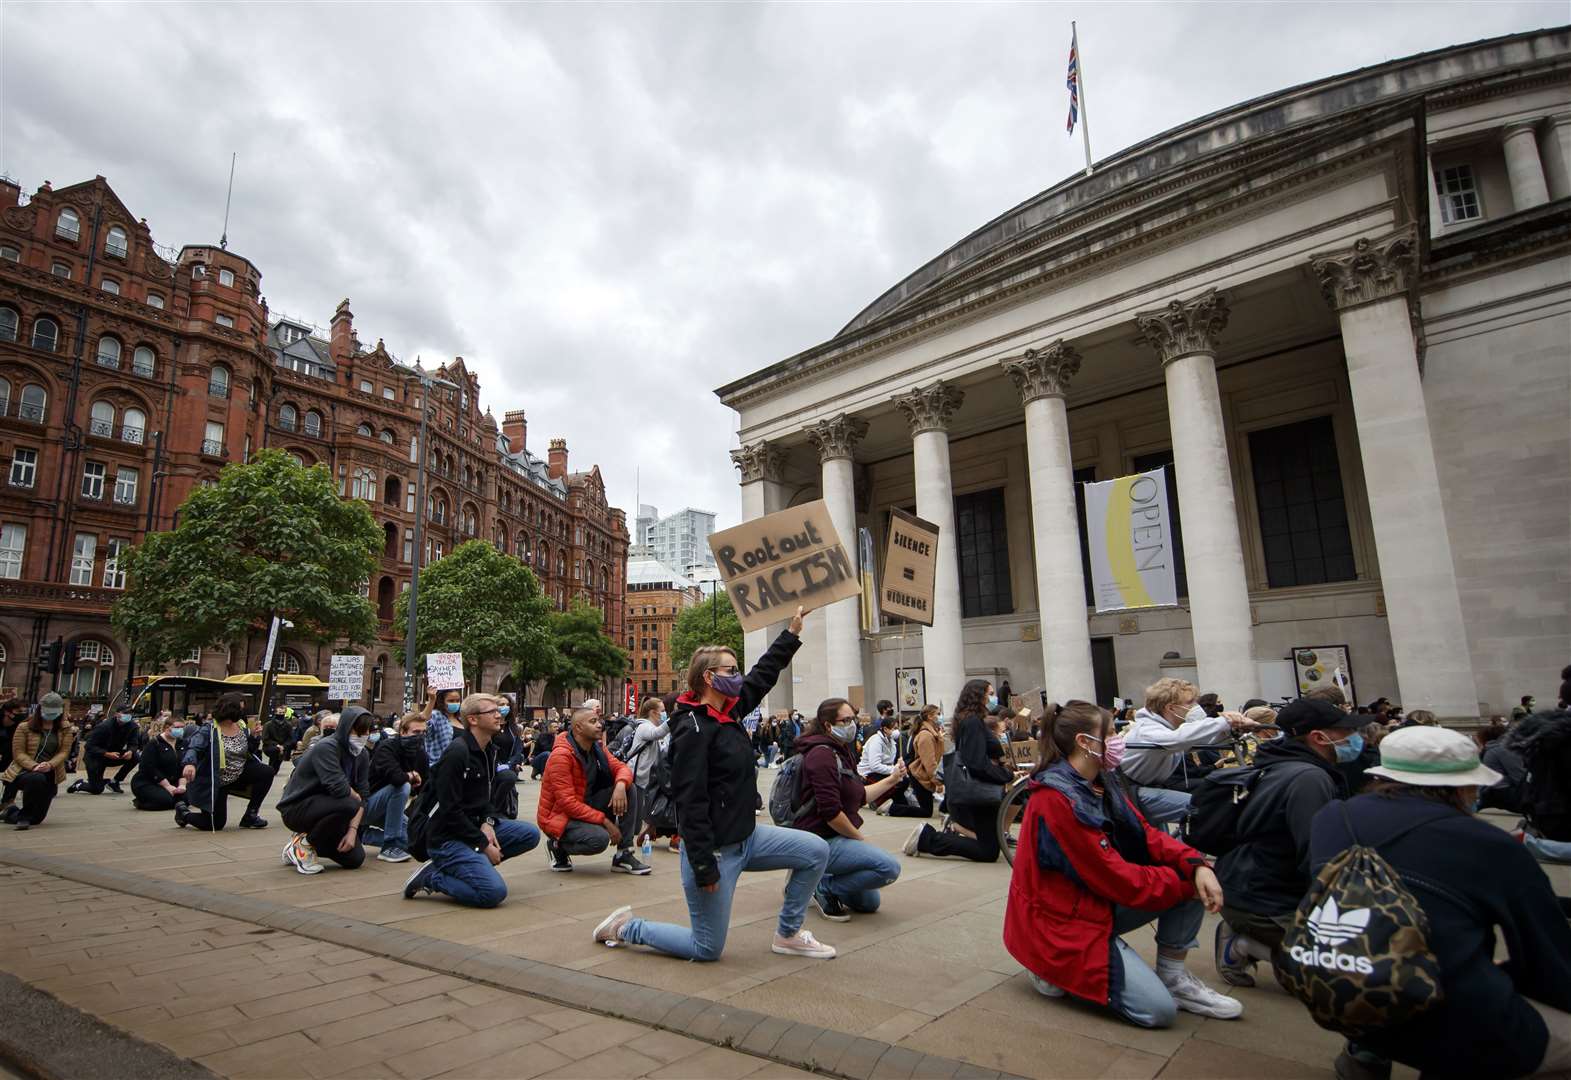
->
xmin=1119 ymin=705 xmax=1232 ymax=786
xmin=859 ymin=729 xmax=898 ymax=776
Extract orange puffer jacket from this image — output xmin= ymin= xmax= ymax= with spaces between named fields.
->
xmin=535 ymin=732 xmax=633 ymax=840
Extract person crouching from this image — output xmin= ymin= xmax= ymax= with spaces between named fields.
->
xmin=537 ymin=708 xmax=648 ymax=875
xmin=276 ymin=706 xmax=375 ymax=874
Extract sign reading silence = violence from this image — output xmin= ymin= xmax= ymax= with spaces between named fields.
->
xmin=880 ymin=508 xmax=939 ymax=626
xmin=708 ymin=499 xmax=863 ymax=633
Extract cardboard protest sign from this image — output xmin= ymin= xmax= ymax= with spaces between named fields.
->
xmin=328 ymin=654 xmax=365 ymax=702
xmin=879 ymin=508 xmax=940 ymax=626
xmin=708 ymin=499 xmax=861 ymax=633
xmin=426 ymin=652 xmax=465 ymax=692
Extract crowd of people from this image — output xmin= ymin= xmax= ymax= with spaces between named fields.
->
xmin=2 ymin=646 xmax=1568 ymax=1080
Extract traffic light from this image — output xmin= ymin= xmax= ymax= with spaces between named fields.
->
xmin=61 ymin=641 xmax=78 ymax=672
xmin=36 ymin=639 xmax=61 ymax=675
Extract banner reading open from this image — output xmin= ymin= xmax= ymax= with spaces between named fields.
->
xmin=708 ymin=499 xmax=862 ymax=633
xmin=1084 ymin=468 xmax=1179 ymax=613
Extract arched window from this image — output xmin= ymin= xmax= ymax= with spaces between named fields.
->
xmin=19 ymin=384 xmax=46 ymax=423
xmin=496 ymin=524 xmax=508 ymax=551
xmin=55 ymin=208 xmax=81 ymax=241
xmin=278 ymin=403 xmax=297 ymax=431
xmin=430 ymin=494 xmax=448 ymax=526
xmin=132 ymin=345 xmax=156 ymax=378
xmin=377 ymin=576 xmax=395 ymax=621
xmin=357 ymin=422 xmax=374 ymax=437
xmin=379 ymin=428 xmax=394 ymax=444
xmin=280 ymin=651 xmax=303 ymax=675
xmin=384 ymin=476 xmax=401 ymax=506
xmin=29 ymin=317 xmax=58 ymax=353
xmin=95 ymin=335 xmax=121 ymax=369
xmin=303 ymin=410 xmax=322 ymax=437
xmin=122 ymin=408 xmax=146 ymax=445
xmin=208 ymin=364 xmax=231 ymax=398
xmin=557 ymin=552 xmax=566 ymax=577
xmin=68 ymin=639 xmax=115 ymax=698
xmin=105 ymin=226 xmax=129 ymax=258
xmin=0 ymin=306 xmax=16 ymax=342
xmin=383 ymin=524 xmax=398 ymax=560
xmin=462 ymin=507 xmax=476 ymax=536
xmin=463 ymin=465 xmax=473 ymax=488
xmin=89 ymin=400 xmax=115 ymax=438
xmin=351 ymin=467 xmax=376 ymax=500
xmin=601 ymin=568 xmax=609 ymax=594
xmin=538 ymin=542 xmax=549 ymax=572
xmin=289 ymin=453 xmax=305 ymax=467
xmin=0 ymin=378 xmax=9 ymax=416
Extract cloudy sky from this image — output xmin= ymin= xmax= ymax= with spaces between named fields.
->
xmin=2 ymin=2 xmax=1561 ymax=530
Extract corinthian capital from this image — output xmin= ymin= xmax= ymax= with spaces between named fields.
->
xmin=730 ymin=441 xmax=787 ymax=484
xmin=1310 ymin=227 xmax=1416 ymax=312
xmin=804 ymin=414 xmax=869 ymax=463
xmin=893 ymin=382 xmax=965 ymax=437
xmin=1134 ymin=289 xmax=1230 ymax=365
xmin=1003 ymin=341 xmax=1081 ymax=404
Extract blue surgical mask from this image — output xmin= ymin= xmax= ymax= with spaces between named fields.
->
xmin=169 ymin=726 xmax=185 ymax=739
xmin=369 ymin=731 xmax=382 ymax=744
xmin=986 ymin=694 xmax=999 ymax=712
xmin=710 ymin=672 xmax=745 ymax=697
xmin=119 ymin=712 xmax=135 ymax=724
xmin=500 ymin=705 xmax=511 ymax=717
xmin=1333 ymin=732 xmax=1364 ymax=764
xmin=444 ymin=701 xmax=460 ymax=715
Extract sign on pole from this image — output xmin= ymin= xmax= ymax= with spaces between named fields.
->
xmin=261 ymin=615 xmax=282 ymax=672
xmin=707 ymin=499 xmax=861 ymax=634
xmin=426 ymin=652 xmax=465 ymax=692
xmin=328 ymin=654 xmax=365 ymax=702
xmin=879 ymin=509 xmax=940 ymax=626
xmin=1084 ymin=469 xmax=1179 ymax=613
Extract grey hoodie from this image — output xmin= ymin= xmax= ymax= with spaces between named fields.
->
xmin=277 ymin=706 xmax=371 ymax=811
xmin=1119 ymin=705 xmax=1232 ymax=786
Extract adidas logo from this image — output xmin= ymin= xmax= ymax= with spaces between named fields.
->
xmin=1290 ymin=897 xmax=1375 ymax=976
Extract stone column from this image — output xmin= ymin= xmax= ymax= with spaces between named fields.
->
xmin=1003 ymin=343 xmax=1096 ymax=704
xmin=805 ymin=415 xmax=869 ymax=702
xmin=731 ymin=441 xmax=793 ymax=715
xmin=894 ymin=382 xmax=967 ymax=710
xmin=1502 ymin=122 xmax=1550 ymax=212
xmin=1311 ymin=228 xmax=1480 ymax=720
xmin=1135 ymin=290 xmax=1260 ymax=703
xmin=1540 ymin=114 xmax=1571 ymax=202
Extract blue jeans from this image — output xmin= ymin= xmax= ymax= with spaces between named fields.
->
xmin=1524 ymin=834 xmax=1571 ymax=864
xmin=620 ymin=824 xmax=828 ymax=961
xmin=1106 ymin=900 xmax=1206 ymax=1028
xmin=1134 ymin=786 xmax=1191 ymax=827
xmin=819 ymin=835 xmax=900 ymax=912
xmin=423 ymin=819 xmax=540 ymax=909
xmin=365 ymin=783 xmax=410 ymax=846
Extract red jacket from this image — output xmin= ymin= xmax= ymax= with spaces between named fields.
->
xmin=535 ymin=732 xmax=633 ymax=840
xmin=1003 ymin=761 xmax=1204 ymax=1004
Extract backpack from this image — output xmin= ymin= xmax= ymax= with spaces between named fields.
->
xmin=1273 ymin=803 xmax=1444 ymax=1037
xmin=768 ymin=746 xmax=851 ymax=826
xmin=1517 ymin=712 xmax=1571 ymax=841
xmin=403 ymin=782 xmax=440 ymax=862
xmin=609 ymin=722 xmax=638 ymax=762
xmin=1181 ymin=761 xmax=1314 ymax=857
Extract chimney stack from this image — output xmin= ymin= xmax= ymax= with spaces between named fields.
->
xmin=547 ymin=438 xmax=568 ymax=480
xmin=502 ymin=410 xmax=528 ymax=453
xmin=330 ymin=299 xmax=354 ymax=364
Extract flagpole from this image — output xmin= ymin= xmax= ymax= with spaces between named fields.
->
xmin=1074 ymin=21 xmax=1093 ymax=176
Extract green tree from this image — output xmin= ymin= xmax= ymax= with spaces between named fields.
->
xmin=538 ymin=598 xmax=628 ymax=704
xmin=112 ymin=449 xmax=382 ymax=670
xmin=394 ymin=540 xmax=554 ymax=691
xmin=669 ymin=591 xmax=744 ymax=676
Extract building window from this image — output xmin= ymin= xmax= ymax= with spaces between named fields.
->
xmin=0 ymin=524 xmax=24 ymax=579
xmin=8 ymin=448 xmax=36 ymax=488
xmin=105 ymin=226 xmax=129 ymax=258
xmin=356 ymin=422 xmax=374 ymax=437
xmin=122 ymin=408 xmax=146 ymax=445
xmin=955 ymin=488 xmax=1013 ymax=618
xmin=114 ymin=467 xmax=138 ymax=506
xmin=70 ymin=533 xmax=96 ymax=585
xmin=146 ymin=293 xmax=165 ymax=310
xmin=382 ymin=386 xmax=395 ymax=400
xmin=51 ymin=262 xmax=71 ymax=279
xmin=82 ymin=462 xmax=106 ymax=501
xmin=351 ymin=467 xmax=376 ymax=500
xmin=1437 ymin=163 xmax=1481 ymax=225
xmin=103 ymin=538 xmax=128 ymax=589
xmin=100 ymin=278 xmax=120 ymax=296
xmin=359 ymin=380 xmax=373 ymax=395
xmin=402 ymin=528 xmax=414 ymax=563
xmin=0 ymin=245 xmax=18 ymax=261
xmin=214 ymin=313 xmax=235 ymax=328
xmin=132 ymin=346 xmax=156 ymax=377
xmin=89 ymin=400 xmax=115 ymax=437
xmin=304 ymin=410 xmax=322 ymax=437
xmin=1131 ymin=451 xmax=1189 ymax=599
xmin=203 ymin=421 xmax=225 ymax=457
xmin=379 ymin=428 xmax=394 ymax=444
xmin=209 ymin=364 xmax=231 ymax=398
xmin=19 ymin=384 xmax=45 ymax=423
xmin=218 ymin=268 xmax=235 ymax=287
xmin=95 ymin=335 xmax=121 ymax=369
xmin=31 ymin=317 xmax=59 ymax=352
xmin=278 ymin=403 xmax=298 ymax=431
xmin=56 ymin=208 xmax=81 ymax=241
xmin=0 ymin=307 xmax=15 ymax=342
xmin=1249 ymin=416 xmax=1356 ymax=588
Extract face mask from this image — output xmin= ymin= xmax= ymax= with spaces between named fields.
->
xmin=986 ymin=694 xmax=999 ymax=712
xmin=444 ymin=701 xmax=460 ymax=715
xmin=402 ymin=733 xmax=423 ymax=749
xmin=169 ymin=726 xmax=185 ymax=739
xmin=830 ymin=721 xmax=857 ymax=743
xmin=710 ymin=672 xmax=745 ymax=698
xmin=1332 ymin=732 xmax=1364 ymax=764
xmin=1080 ymin=733 xmax=1126 ymax=770
xmin=348 ymin=735 xmax=368 ymax=755
xmin=119 ymin=713 xmax=135 ymax=724
xmin=500 ymin=705 xmax=511 ymax=717
xmin=369 ymin=732 xmax=382 ymax=744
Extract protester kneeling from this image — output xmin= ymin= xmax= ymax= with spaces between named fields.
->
xmin=537 ymin=708 xmax=647 ymax=875
xmin=363 ymin=711 xmax=428 ymax=863
xmin=276 ymin=706 xmax=376 ymax=874
xmin=176 ymin=693 xmax=272 ymax=831
xmin=131 ymin=718 xmax=187 ymax=810
xmin=403 ymin=695 xmax=541 ymax=908
xmin=788 ymin=698 xmax=903 ymax=921
xmin=1004 ymin=701 xmax=1243 ymax=1028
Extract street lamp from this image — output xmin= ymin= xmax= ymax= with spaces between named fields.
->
xmin=403 ymin=369 xmax=460 ymax=709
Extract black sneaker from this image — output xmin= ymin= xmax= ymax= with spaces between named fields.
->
xmin=610 ymin=851 xmax=651 ymax=876
xmin=0 ymin=805 xmax=16 ymax=825
xmin=173 ymin=802 xmax=189 ymax=828
xmin=105 ymin=780 xmax=123 ymax=794
xmin=403 ymin=862 xmax=434 ymax=899
xmin=548 ymin=840 xmax=573 ymax=872
xmin=812 ymin=891 xmax=851 ymax=922
xmin=237 ymin=811 xmax=268 ymax=829
xmin=66 ymin=780 xmax=86 ymax=794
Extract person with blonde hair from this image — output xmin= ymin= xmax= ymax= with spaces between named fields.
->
xmin=1121 ymin=677 xmax=1258 ymax=826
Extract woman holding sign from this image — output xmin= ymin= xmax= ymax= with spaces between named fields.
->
xmin=590 ymin=606 xmax=838 ymax=961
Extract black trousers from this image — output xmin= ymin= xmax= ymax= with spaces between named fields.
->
xmin=265 ymin=746 xmax=285 ymax=773
xmin=281 ymin=793 xmax=365 ymax=869
xmin=919 ymin=800 xmax=1000 ymax=862
xmin=14 ymin=771 xmax=59 ymax=825
xmin=132 ymin=782 xmax=178 ymax=811
xmin=888 ymin=778 xmax=936 ymax=818
xmin=184 ymin=758 xmax=274 ymax=831
xmin=85 ymin=751 xmax=138 ymax=793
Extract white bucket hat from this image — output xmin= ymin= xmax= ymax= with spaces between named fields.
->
xmin=1366 ymin=726 xmax=1502 ymax=787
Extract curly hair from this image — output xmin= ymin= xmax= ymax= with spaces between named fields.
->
xmin=953 ymin=679 xmax=993 ymax=726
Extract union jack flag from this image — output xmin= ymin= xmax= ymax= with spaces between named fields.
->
xmin=1066 ymin=32 xmax=1080 ymax=134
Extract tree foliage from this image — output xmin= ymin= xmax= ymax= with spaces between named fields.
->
xmin=535 ymin=598 xmax=628 ymax=703
xmin=111 ymin=450 xmax=382 ymax=670
xmin=670 ymin=591 xmax=744 ymax=676
xmin=394 ymin=540 xmax=554 ymax=691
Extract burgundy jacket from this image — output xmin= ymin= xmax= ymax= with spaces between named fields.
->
xmin=792 ymin=732 xmax=865 ymax=840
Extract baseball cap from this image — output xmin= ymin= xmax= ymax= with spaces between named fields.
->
xmin=1278 ymin=697 xmax=1361 ymax=736
xmin=39 ymin=692 xmax=65 ymax=721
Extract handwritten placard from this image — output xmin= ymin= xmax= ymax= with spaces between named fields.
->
xmin=708 ymin=499 xmax=861 ymax=633
xmin=879 ymin=509 xmax=939 ymax=626
xmin=426 ymin=652 xmax=465 ymax=692
xmin=328 ymin=654 xmax=365 ymax=702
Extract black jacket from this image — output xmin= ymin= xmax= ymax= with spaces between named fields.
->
xmin=87 ymin=717 xmax=139 ymax=758
xmin=1215 ymin=739 xmax=1343 ymax=916
xmin=370 ymin=733 xmax=427 ymax=794
xmin=261 ymin=715 xmax=294 ymax=753
xmin=669 ymin=628 xmax=800 ymax=887
xmin=1311 ymin=793 xmax=1571 ymax=1079
xmin=181 ymin=723 xmax=264 ymax=814
xmin=952 ymin=714 xmax=1014 ymax=787
xmin=427 ymin=728 xmax=498 ymax=853
xmin=133 ymin=736 xmax=183 ymax=792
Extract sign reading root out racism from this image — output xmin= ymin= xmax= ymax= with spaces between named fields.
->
xmin=708 ymin=500 xmax=862 ymax=633
xmin=879 ymin=508 xmax=939 ymax=626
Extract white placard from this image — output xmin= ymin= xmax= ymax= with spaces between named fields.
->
xmin=1084 ymin=469 xmax=1179 ymax=613
xmin=328 ymin=654 xmax=364 ymax=702
xmin=426 ymin=652 xmax=465 ymax=692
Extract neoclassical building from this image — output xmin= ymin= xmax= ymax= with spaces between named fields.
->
xmin=721 ymin=28 xmax=1571 ymax=723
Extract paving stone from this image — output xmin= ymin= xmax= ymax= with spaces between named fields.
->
xmin=645 ymin=1044 xmax=768 ymax=1079
xmin=836 ymin=1037 xmax=896 ymax=1080
xmin=870 ymin=1044 xmax=925 ymax=1080
xmin=805 ymin=1027 xmax=856 ymax=1073
xmin=737 ymin=1014 xmax=793 ymax=1058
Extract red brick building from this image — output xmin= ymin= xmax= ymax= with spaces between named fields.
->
xmin=0 ymin=175 xmax=627 ymax=711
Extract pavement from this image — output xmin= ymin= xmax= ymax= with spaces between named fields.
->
xmin=0 ymin=764 xmax=1563 ymax=1080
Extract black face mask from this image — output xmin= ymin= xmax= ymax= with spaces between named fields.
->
xmin=401 ymin=734 xmax=424 ymax=750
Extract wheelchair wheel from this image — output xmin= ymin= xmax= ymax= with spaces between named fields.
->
xmin=997 ymin=775 xmax=1032 ymax=866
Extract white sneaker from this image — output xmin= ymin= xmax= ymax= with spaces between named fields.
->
xmin=1162 ymin=969 xmax=1243 ymax=1019
xmin=1028 ymin=972 xmax=1065 ymax=998
xmin=902 ymin=824 xmax=924 ymax=857
xmin=593 ymin=905 xmax=632 ymax=947
xmin=287 ymin=834 xmax=322 ymax=876
xmin=772 ymin=928 xmax=836 ymax=959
